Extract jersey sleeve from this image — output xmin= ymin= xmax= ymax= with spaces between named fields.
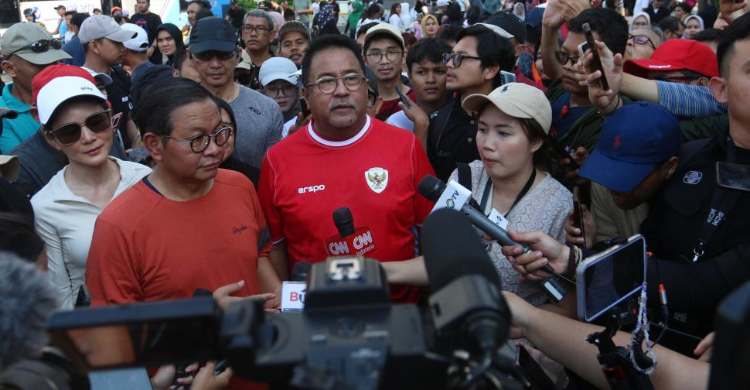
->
xmin=249 ymin=182 xmax=273 ymax=258
xmin=258 ymin=155 xmax=284 ymax=244
xmin=411 ymin=136 xmax=436 ymax=226
xmin=85 ymin=214 xmax=143 ymax=306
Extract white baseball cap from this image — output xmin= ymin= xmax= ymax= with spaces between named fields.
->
xmin=462 ymin=82 xmax=553 ymax=133
xmin=120 ymin=23 xmax=149 ymax=52
xmin=259 ymin=57 xmax=299 ymax=87
xmin=79 ymin=15 xmax=136 ymax=44
xmin=364 ymin=22 xmax=405 ymax=49
xmin=33 ymin=65 xmax=107 ymax=126
xmin=437 ymin=0 xmax=450 ymax=7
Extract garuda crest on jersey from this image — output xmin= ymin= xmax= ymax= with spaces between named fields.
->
xmin=365 ymin=167 xmax=388 ymax=194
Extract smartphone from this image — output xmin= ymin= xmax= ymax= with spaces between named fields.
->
xmin=716 ymin=162 xmax=750 ymax=191
xmin=514 ymin=345 xmax=557 ymax=390
xmin=548 ymin=137 xmax=579 ymax=170
xmin=577 ymin=41 xmax=589 ymax=59
xmin=300 ymin=98 xmax=311 ymax=118
xmin=395 ymin=87 xmax=411 ymax=109
xmin=500 ymin=70 xmax=517 ymax=85
xmin=572 ymin=186 xmax=587 ymax=248
xmin=582 ymin=23 xmax=609 ymax=91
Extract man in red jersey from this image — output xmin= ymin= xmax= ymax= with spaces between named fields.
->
xmin=258 ymin=35 xmax=435 ymax=303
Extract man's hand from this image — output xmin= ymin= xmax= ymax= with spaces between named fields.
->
xmin=213 ymin=280 xmax=276 ymax=310
xmin=542 ymin=0 xmax=566 ymax=30
xmin=693 ymin=332 xmax=715 ymax=363
xmin=288 ymin=111 xmax=311 ymax=136
xmin=720 ymin=0 xmax=748 ymax=23
xmin=501 ymin=230 xmax=569 ymax=281
xmin=564 ymin=205 xmax=595 ymax=248
xmin=558 ymin=0 xmax=590 ymax=21
xmin=150 ymin=363 xmax=199 ymax=390
xmin=577 ymin=40 xmax=624 ymax=114
xmin=398 ymin=94 xmax=428 ymax=128
xmin=191 ymin=362 xmax=233 ymax=390
xmin=367 ymin=96 xmax=384 ymax=118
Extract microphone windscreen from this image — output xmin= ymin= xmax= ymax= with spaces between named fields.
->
xmin=332 ymin=207 xmax=355 ymax=237
xmin=418 ymin=175 xmax=446 ymax=202
xmin=422 ymin=208 xmax=502 ymax=292
xmin=291 ymin=262 xmax=312 ymax=282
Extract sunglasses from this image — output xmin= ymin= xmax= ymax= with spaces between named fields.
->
xmin=193 ymin=50 xmax=237 ymax=62
xmin=442 ymin=52 xmax=481 ymax=68
xmin=554 ymin=51 xmax=580 ymax=66
xmin=9 ymin=39 xmax=62 ymax=57
xmin=46 ymin=110 xmax=115 ymax=145
xmin=628 ymin=35 xmax=656 ymax=50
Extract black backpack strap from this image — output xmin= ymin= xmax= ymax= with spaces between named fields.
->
xmin=456 ymin=162 xmax=471 ymax=190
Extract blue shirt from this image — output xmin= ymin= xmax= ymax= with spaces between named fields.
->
xmin=550 ymin=91 xmax=588 ymax=140
xmin=62 ymin=35 xmax=86 ymax=66
xmin=656 ymin=81 xmax=727 ymax=118
xmin=59 ymin=20 xmax=67 ymax=42
xmin=0 ymin=84 xmax=40 ymax=154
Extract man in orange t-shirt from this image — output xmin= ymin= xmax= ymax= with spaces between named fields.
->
xmin=86 ymin=78 xmax=280 ymax=308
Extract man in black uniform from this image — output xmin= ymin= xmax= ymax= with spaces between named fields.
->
xmin=225 ymin=0 xmax=247 ymax=32
xmin=426 ymin=24 xmax=515 ymax=180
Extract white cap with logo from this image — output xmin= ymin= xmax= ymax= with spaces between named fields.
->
xmin=37 ymin=77 xmax=107 ymax=125
xmin=120 ymin=23 xmax=149 ymax=52
xmin=462 ymin=83 xmax=553 ymax=133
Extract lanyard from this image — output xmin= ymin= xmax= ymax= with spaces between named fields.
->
xmin=481 ymin=168 xmax=537 ymax=217
xmin=692 ymin=137 xmax=741 ymax=262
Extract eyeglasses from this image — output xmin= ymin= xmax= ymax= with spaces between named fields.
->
xmin=628 ymin=35 xmax=656 ymax=50
xmin=554 ymin=51 xmax=580 ymax=66
xmin=9 ymin=39 xmax=62 ymax=57
xmin=305 ymin=73 xmax=365 ymax=94
xmin=192 ymin=50 xmax=237 ymax=62
xmin=263 ymin=83 xmax=298 ymax=97
xmin=442 ymin=53 xmax=481 ymax=68
xmin=243 ymin=24 xmax=270 ymax=34
xmin=163 ymin=126 xmax=233 ymax=153
xmin=365 ymin=50 xmax=404 ymax=63
xmin=46 ymin=109 xmax=113 ymax=145
xmin=367 ymin=89 xmax=377 ymax=108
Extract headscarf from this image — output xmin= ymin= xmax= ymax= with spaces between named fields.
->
xmin=421 ymin=14 xmax=438 ymax=38
xmin=348 ymin=1 xmax=364 ymax=28
xmin=629 ymin=12 xmax=651 ymax=31
xmin=149 ymin=23 xmax=185 ymax=67
xmin=513 ymin=2 xmax=525 ymax=22
xmin=683 ymin=15 xmax=705 ymax=38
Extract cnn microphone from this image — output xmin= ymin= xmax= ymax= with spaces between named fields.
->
xmin=333 ymin=207 xmax=356 ymax=237
xmin=325 ymin=207 xmax=376 ymax=257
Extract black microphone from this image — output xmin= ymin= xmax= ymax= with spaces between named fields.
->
xmin=333 ymin=207 xmax=355 ymax=237
xmin=291 ymin=262 xmax=312 ymax=282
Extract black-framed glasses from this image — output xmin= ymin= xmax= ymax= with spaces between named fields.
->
xmin=442 ymin=52 xmax=481 ymax=68
xmin=367 ymin=89 xmax=377 ymax=108
xmin=263 ymin=83 xmax=298 ymax=97
xmin=163 ymin=126 xmax=233 ymax=153
xmin=243 ymin=24 xmax=270 ymax=34
xmin=46 ymin=109 xmax=113 ymax=145
xmin=193 ymin=50 xmax=237 ymax=62
xmin=554 ymin=51 xmax=580 ymax=66
xmin=628 ymin=34 xmax=656 ymax=50
xmin=9 ymin=39 xmax=62 ymax=57
xmin=305 ymin=73 xmax=365 ymax=94
xmin=366 ymin=50 xmax=404 ymax=63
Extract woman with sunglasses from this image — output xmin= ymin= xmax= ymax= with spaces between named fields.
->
xmin=30 ymin=65 xmax=151 ymax=310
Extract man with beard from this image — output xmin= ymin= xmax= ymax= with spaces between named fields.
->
xmin=277 ymin=21 xmax=309 ymax=68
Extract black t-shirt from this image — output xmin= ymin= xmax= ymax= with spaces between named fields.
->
xmin=227 ymin=6 xmax=247 ymax=29
xmin=426 ymin=95 xmax=480 ymax=181
xmin=0 ymin=177 xmax=33 ymax=218
xmin=106 ymin=66 xmax=134 ymax=149
xmin=130 ymin=12 xmax=163 ymax=45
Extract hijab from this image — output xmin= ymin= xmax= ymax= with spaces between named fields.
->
xmin=149 ymin=23 xmax=185 ymax=67
xmin=683 ymin=15 xmax=705 ymax=38
xmin=421 ymin=14 xmax=438 ymax=37
xmin=629 ymin=12 xmax=651 ymax=31
xmin=513 ymin=2 xmax=526 ymax=22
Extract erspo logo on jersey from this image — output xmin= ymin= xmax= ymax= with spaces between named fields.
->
xmin=298 ymin=184 xmax=326 ymax=194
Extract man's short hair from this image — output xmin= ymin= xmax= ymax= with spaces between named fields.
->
xmin=406 ymin=38 xmax=451 ymax=72
xmin=675 ymin=2 xmax=692 ymax=14
xmin=357 ymin=22 xmax=379 ymax=40
xmin=70 ymin=12 xmax=90 ymax=29
xmin=456 ymin=25 xmax=516 ymax=88
xmin=64 ymin=10 xmax=76 ymax=17
xmin=134 ymin=78 xmax=216 ymax=138
xmin=438 ymin=25 xmax=462 ymax=42
xmin=718 ymin=12 xmax=750 ymax=76
xmin=301 ymin=35 xmax=366 ymax=85
xmin=196 ymin=8 xmax=214 ymax=21
xmin=568 ymin=8 xmax=628 ymax=56
xmin=659 ymin=16 xmax=683 ymax=35
xmin=693 ymin=28 xmax=722 ymax=43
xmin=244 ymin=9 xmax=275 ymax=31
xmin=0 ymin=212 xmax=44 ymax=263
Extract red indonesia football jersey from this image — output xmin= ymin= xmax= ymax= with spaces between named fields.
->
xmin=259 ymin=116 xmax=435 ymax=302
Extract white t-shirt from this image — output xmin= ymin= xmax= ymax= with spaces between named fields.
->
xmin=385 ymin=110 xmax=414 ymax=132
xmin=389 ymin=14 xmax=403 ymax=31
xmin=282 ymin=117 xmax=297 ymax=138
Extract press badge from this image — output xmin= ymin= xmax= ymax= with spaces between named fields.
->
xmin=487 ymin=209 xmax=509 ymax=230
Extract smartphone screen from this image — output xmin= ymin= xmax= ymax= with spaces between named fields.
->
xmin=548 ymin=137 xmax=579 ymax=171
xmin=573 ymin=186 xmax=586 ymax=248
xmin=582 ymin=23 xmax=609 ymax=91
xmin=515 ymin=345 xmax=557 ymax=390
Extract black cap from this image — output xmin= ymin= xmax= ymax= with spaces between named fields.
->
xmin=189 ymin=16 xmax=237 ymax=54
xmin=484 ymin=12 xmax=527 ymax=44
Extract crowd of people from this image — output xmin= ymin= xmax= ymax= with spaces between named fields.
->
xmin=0 ymin=0 xmax=749 ymax=388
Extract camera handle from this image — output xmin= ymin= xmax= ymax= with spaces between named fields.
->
xmin=586 ymin=305 xmax=655 ymax=390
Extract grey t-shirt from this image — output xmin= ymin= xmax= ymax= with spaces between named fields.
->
xmin=228 ymin=86 xmax=284 ymax=168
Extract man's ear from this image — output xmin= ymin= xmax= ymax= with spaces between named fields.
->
xmin=1 ymin=60 xmax=16 ymax=78
xmin=662 ymin=156 xmax=680 ymax=180
xmin=483 ymin=64 xmax=500 ymax=83
xmin=709 ymin=76 xmax=728 ymax=104
xmin=142 ymin=132 xmax=164 ymax=163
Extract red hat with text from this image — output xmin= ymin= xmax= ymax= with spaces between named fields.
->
xmin=624 ymin=39 xmax=719 ymax=79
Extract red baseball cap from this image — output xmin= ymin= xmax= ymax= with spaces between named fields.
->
xmin=623 ymin=39 xmax=719 ymax=79
xmin=32 ymin=64 xmax=106 ymax=125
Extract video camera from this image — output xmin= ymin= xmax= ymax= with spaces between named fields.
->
xmin=34 ymin=209 xmax=521 ymax=390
